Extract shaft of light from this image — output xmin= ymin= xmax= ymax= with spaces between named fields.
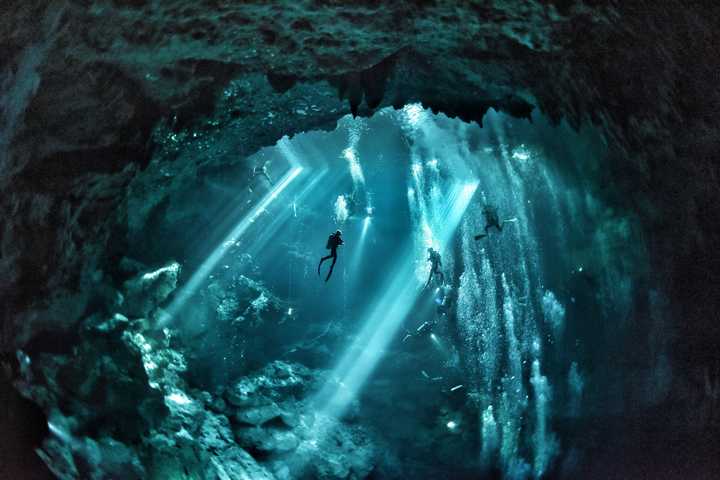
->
xmin=347 ymin=216 xmax=372 ymax=283
xmin=245 ymin=169 xmax=329 ymax=258
xmin=314 ymin=181 xmax=478 ymax=417
xmin=160 ymin=167 xmax=303 ymax=325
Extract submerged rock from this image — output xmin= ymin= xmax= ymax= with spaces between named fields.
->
xmin=222 ymin=361 xmax=378 ymax=478
xmin=16 ymin=301 xmax=377 ymax=480
xmin=121 ymin=262 xmax=181 ymax=318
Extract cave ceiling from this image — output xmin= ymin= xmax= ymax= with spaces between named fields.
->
xmin=1 ymin=0 xmax=718 ymax=353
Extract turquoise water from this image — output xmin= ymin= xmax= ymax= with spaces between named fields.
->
xmin=148 ymin=105 xmax=649 ymax=478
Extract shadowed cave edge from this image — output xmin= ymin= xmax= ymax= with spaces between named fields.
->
xmin=1 ymin=2 xmax=719 ymax=479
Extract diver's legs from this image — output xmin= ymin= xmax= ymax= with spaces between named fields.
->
xmin=425 ymin=271 xmax=434 ymax=288
xmin=475 ymin=223 xmax=492 ymax=240
xmin=318 ymin=254 xmax=332 ymax=275
xmin=325 ymin=254 xmax=337 ymax=282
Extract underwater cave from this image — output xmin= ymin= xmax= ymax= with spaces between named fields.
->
xmin=1 ymin=1 xmax=719 ymax=479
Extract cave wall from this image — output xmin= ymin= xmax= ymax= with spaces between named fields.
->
xmin=1 ymin=0 xmax=720 ymax=475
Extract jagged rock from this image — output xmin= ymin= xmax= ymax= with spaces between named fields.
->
xmin=37 ymin=411 xmax=145 ymax=480
xmin=205 ymin=446 xmax=275 ymax=480
xmin=235 ymin=402 xmax=284 ymax=427
xmin=199 ymin=411 xmax=235 ymax=451
xmin=220 ymin=361 xmax=377 ymax=477
xmin=18 ymin=303 xmax=377 ymax=479
xmin=226 ymin=361 xmax=312 ymax=407
xmin=270 ymin=411 xmax=377 ymax=480
xmin=89 ymin=313 xmax=129 ymax=333
xmin=235 ymin=425 xmax=300 ymax=454
xmin=121 ymin=262 xmax=181 ymax=318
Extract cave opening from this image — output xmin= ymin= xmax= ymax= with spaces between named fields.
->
xmin=83 ymin=105 xmax=652 ymax=479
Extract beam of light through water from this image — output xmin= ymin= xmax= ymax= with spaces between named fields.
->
xmin=245 ymin=169 xmax=329 ymax=258
xmin=313 ymin=181 xmax=477 ymax=418
xmin=160 ymin=167 xmax=303 ymax=325
xmin=140 ymin=105 xmax=645 ymax=479
xmin=347 ymin=216 xmax=372 ymax=281
xmin=275 ymin=136 xmax=304 ymax=168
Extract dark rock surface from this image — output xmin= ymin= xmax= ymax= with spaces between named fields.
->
xmin=8 ymin=266 xmax=376 ymax=479
xmin=1 ymin=0 xmax=719 ymax=477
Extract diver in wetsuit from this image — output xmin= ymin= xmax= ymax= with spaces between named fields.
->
xmin=318 ymin=230 xmax=344 ymax=282
xmin=425 ymin=247 xmax=445 ymax=288
xmin=474 ymin=204 xmax=515 ymax=240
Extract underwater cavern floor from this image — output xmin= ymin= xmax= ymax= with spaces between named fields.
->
xmin=6 ymin=106 xmax=700 ymax=479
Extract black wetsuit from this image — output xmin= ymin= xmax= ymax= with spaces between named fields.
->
xmin=474 ymin=207 xmax=503 ymax=240
xmin=318 ymin=233 xmax=343 ymax=282
xmin=426 ymin=250 xmax=444 ymax=287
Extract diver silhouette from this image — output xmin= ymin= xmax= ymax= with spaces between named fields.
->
xmin=425 ymin=247 xmax=444 ymax=288
xmin=474 ymin=204 xmax=516 ymax=240
xmin=318 ymin=230 xmax=344 ymax=282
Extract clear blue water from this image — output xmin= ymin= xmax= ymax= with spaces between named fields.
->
xmin=161 ymin=105 xmax=649 ymax=478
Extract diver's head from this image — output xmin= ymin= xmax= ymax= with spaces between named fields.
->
xmin=335 ymin=229 xmax=342 ymax=236
xmin=427 ymin=247 xmax=434 ymax=253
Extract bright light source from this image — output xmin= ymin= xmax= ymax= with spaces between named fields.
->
xmin=402 ymin=103 xmax=425 ymax=127
xmin=447 ymin=420 xmax=458 ymax=430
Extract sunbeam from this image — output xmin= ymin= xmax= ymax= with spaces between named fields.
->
xmin=160 ymin=166 xmax=303 ymax=325
xmin=314 ymin=181 xmax=478 ymax=417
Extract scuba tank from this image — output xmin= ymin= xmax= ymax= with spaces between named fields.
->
xmin=326 ymin=234 xmax=334 ymax=249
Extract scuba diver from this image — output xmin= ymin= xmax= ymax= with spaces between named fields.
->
xmin=425 ymin=247 xmax=445 ymax=288
xmin=474 ymin=204 xmax=516 ymax=240
xmin=318 ymin=230 xmax=344 ymax=282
